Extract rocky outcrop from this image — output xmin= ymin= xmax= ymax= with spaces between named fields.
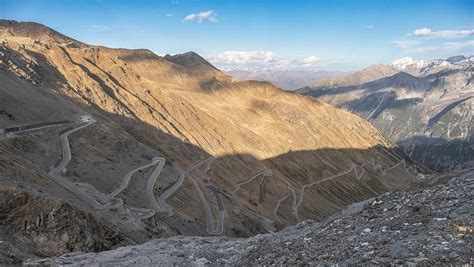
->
xmin=0 ymin=187 xmax=125 ymax=263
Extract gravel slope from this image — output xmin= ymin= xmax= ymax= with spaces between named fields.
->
xmin=30 ymin=170 xmax=473 ymax=266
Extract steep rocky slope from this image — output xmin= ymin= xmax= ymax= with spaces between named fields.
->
xmin=0 ymin=187 xmax=126 ymax=264
xmin=298 ymin=57 xmax=474 ymax=171
xmin=0 ymin=20 xmax=423 ymax=262
xmin=31 ymin=170 xmax=473 ymax=265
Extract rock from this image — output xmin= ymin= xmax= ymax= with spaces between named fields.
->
xmin=0 ymin=187 xmax=126 ymax=260
xmin=29 ymin=171 xmax=473 ymax=266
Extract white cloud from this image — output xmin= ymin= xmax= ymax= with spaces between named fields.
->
xmin=411 ymin=27 xmax=432 ymax=36
xmin=166 ymin=14 xmax=173 ymax=17
xmin=303 ymin=55 xmax=320 ymax=64
xmin=184 ymin=10 xmax=217 ymax=23
xmin=366 ymin=25 xmax=375 ymax=29
xmin=208 ymin=51 xmax=322 ymax=70
xmin=410 ymin=27 xmax=474 ymax=38
xmin=210 ymin=51 xmax=284 ymax=67
xmin=88 ymin=24 xmax=111 ymax=32
xmin=392 ymin=40 xmax=422 ymax=49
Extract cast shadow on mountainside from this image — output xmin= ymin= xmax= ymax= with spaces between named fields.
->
xmin=398 ymin=135 xmax=474 ymax=172
xmin=1 ymin=91 xmax=428 ymax=260
xmin=101 ymin=107 xmax=427 ymax=221
xmin=301 ymin=71 xmax=431 ymax=98
xmin=346 ymin=91 xmax=422 ymax=114
xmin=0 ymin=43 xmax=430 ymax=262
xmin=1 ymin=71 xmax=427 ymax=231
xmin=427 ymin=96 xmax=473 ymax=129
xmin=0 ymin=44 xmax=429 ymax=230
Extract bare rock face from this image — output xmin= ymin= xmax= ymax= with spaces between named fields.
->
xmin=0 ymin=187 xmax=125 ymax=263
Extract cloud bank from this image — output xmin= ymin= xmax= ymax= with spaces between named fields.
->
xmin=208 ymin=51 xmax=321 ymax=70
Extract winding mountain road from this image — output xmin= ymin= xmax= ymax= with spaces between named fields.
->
xmin=47 ymin=116 xmax=124 ymax=210
xmin=186 ymin=157 xmax=226 ymax=235
xmin=1 ymin=120 xmax=70 ymax=135
xmin=189 ymin=176 xmax=225 ymax=235
xmin=124 ymin=204 xmax=156 ymax=219
xmin=272 ymin=184 xmax=293 ymax=222
xmin=10 ymin=116 xmax=421 ymax=230
xmin=231 ymin=169 xmax=273 ymax=195
xmin=258 ymin=175 xmax=268 ymax=208
xmin=145 ymin=158 xmax=186 ymax=216
xmin=292 ymin=158 xmax=417 ymax=220
xmin=109 ymin=157 xmax=163 ymax=197
xmin=45 ymin=115 xmax=186 ymax=219
xmin=230 ymin=169 xmax=277 ymax=231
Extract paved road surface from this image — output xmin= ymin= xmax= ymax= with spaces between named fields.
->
xmin=47 ymin=117 xmax=123 ymax=210
xmin=231 ymin=170 xmax=273 ymax=195
xmin=272 ymin=184 xmax=293 ymax=222
xmin=155 ymin=167 xmax=186 ymax=216
xmin=109 ymin=157 xmax=163 ymax=197
xmin=186 ymin=157 xmax=226 ymax=235
xmin=293 ymin=158 xmax=416 ymax=221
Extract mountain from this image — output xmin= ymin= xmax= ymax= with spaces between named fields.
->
xmin=30 ymin=170 xmax=474 ymax=265
xmin=298 ymin=56 xmax=474 ymax=171
xmin=0 ymin=20 xmax=424 ymax=262
xmin=391 ymin=55 xmax=473 ymax=76
xmin=303 ymin=64 xmax=400 ymax=90
xmin=225 ymin=69 xmax=345 ymax=90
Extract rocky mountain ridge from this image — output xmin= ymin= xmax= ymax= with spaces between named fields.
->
xmin=0 ymin=20 xmax=423 ymax=262
xmin=391 ymin=55 xmax=473 ymax=76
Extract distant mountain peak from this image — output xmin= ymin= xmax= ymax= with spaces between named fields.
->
xmin=446 ymin=55 xmax=467 ymax=64
xmin=164 ymin=51 xmax=219 ymax=72
xmin=391 ymin=71 xmax=416 ymax=79
xmin=391 ymin=55 xmax=473 ymax=75
xmin=0 ymin=19 xmax=82 ymax=45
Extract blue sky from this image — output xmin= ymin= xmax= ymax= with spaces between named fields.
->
xmin=1 ymin=0 xmax=473 ymax=70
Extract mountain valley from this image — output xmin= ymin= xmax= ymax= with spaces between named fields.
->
xmin=0 ymin=20 xmax=433 ymax=263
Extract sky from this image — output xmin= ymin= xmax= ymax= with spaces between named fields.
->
xmin=1 ymin=0 xmax=473 ymax=71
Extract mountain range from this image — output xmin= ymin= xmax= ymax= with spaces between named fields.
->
xmin=298 ymin=55 xmax=473 ymax=171
xmin=225 ymin=69 xmax=345 ymax=90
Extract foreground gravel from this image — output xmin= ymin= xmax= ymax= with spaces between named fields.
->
xmin=29 ymin=171 xmax=473 ymax=266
